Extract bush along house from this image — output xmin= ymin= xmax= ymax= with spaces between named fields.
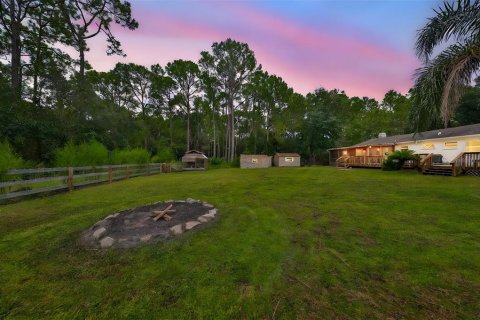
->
xmin=328 ymin=123 xmax=480 ymax=176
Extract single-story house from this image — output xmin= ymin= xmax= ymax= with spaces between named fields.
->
xmin=328 ymin=123 xmax=480 ymax=176
xmin=240 ymin=154 xmax=272 ymax=169
xmin=273 ymin=153 xmax=300 ymax=167
xmin=182 ymin=150 xmax=208 ymax=171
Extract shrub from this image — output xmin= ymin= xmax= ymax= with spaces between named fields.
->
xmin=112 ymin=148 xmax=150 ymax=165
xmin=151 ymin=147 xmax=176 ymax=163
xmin=209 ymin=157 xmax=232 ymax=169
xmin=0 ymin=141 xmax=24 ymax=173
xmin=54 ymin=140 xmax=109 ymax=167
xmin=383 ymin=150 xmax=417 ymax=171
xmin=53 ymin=141 xmax=77 ymax=167
xmin=76 ymin=140 xmax=109 ymax=166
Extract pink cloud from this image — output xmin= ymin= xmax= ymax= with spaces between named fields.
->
xmin=216 ymin=1 xmax=414 ymax=65
xmin=82 ymin=2 xmax=419 ymax=99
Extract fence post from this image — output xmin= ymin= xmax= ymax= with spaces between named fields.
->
xmin=126 ymin=165 xmax=130 ymax=179
xmin=67 ymin=167 xmax=74 ymax=192
xmin=147 ymin=163 xmax=150 ymax=175
xmin=108 ymin=165 xmax=112 ymax=183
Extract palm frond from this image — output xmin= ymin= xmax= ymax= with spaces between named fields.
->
xmin=416 ymin=0 xmax=480 ymax=61
xmin=412 ymin=37 xmax=480 ymax=129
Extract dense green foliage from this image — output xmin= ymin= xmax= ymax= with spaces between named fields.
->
xmin=382 ymin=150 xmax=418 ymax=171
xmin=150 ymin=147 xmax=176 ymax=164
xmin=111 ymin=148 xmax=150 ymax=165
xmin=53 ymin=141 xmax=154 ymax=166
xmin=1 ymin=168 xmax=479 ymax=318
xmin=0 ymin=141 xmax=24 ymax=172
xmin=454 ymin=85 xmax=480 ymax=126
xmin=54 ymin=140 xmax=109 ymax=167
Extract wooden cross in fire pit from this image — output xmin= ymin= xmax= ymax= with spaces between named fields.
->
xmin=152 ymin=204 xmax=176 ymax=221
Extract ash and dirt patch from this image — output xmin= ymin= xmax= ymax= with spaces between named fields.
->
xmin=80 ymin=199 xmax=217 ymax=249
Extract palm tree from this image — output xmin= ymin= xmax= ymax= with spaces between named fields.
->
xmin=412 ymin=0 xmax=480 ymax=130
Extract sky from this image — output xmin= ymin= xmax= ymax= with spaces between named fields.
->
xmin=85 ymin=0 xmax=443 ymax=100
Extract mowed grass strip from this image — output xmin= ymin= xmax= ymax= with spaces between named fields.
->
xmin=0 ymin=167 xmax=479 ymax=319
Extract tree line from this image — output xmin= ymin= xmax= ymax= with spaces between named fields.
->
xmin=1 ymin=0 xmax=479 ymax=168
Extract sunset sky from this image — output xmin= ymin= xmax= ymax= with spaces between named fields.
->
xmin=85 ymin=0 xmax=442 ymax=100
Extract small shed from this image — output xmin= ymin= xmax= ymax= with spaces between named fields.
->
xmin=182 ymin=150 xmax=208 ymax=171
xmin=273 ymin=153 xmax=300 ymax=167
xmin=240 ymin=154 xmax=272 ymax=169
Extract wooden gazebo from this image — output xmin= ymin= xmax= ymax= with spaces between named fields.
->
xmin=181 ymin=150 xmax=208 ymax=171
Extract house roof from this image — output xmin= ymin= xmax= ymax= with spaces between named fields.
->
xmin=275 ymin=153 xmax=300 ymax=157
xmin=329 ymin=123 xmax=480 ymax=150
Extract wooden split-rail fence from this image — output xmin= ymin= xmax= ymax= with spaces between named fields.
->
xmin=0 ymin=163 xmax=177 ymax=201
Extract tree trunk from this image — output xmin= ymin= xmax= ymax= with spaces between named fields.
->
xmin=10 ymin=0 xmax=22 ymax=101
xmin=186 ymin=102 xmax=190 ymax=151
xmin=169 ymin=116 xmax=173 ymax=147
xmin=254 ymin=121 xmax=257 ymax=154
xmin=32 ymin=11 xmax=44 ymax=106
xmin=212 ymin=108 xmax=216 ymax=158
xmin=224 ymin=109 xmax=229 ymax=160
xmin=79 ymin=45 xmax=85 ymax=79
xmin=228 ymin=100 xmax=235 ymax=161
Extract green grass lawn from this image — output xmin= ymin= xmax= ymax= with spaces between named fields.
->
xmin=1 ymin=167 xmax=480 ymax=319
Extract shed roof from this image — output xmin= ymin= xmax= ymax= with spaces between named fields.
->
xmin=329 ymin=123 xmax=480 ymax=150
xmin=275 ymin=153 xmax=300 ymax=157
xmin=241 ymin=154 xmax=271 ymax=157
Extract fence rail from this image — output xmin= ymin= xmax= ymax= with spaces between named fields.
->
xmin=0 ymin=163 xmax=177 ymax=201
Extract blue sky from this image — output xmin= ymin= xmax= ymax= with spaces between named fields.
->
xmin=87 ymin=0 xmax=442 ymax=99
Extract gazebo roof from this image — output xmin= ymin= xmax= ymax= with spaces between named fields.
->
xmin=181 ymin=150 xmax=208 ymax=162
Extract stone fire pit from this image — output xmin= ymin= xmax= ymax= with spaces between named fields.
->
xmin=80 ymin=199 xmax=217 ymax=249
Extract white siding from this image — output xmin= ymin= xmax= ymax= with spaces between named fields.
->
xmin=394 ymin=134 xmax=480 ymax=162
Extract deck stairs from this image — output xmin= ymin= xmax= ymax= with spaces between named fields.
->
xmin=423 ymin=164 xmax=453 ymax=176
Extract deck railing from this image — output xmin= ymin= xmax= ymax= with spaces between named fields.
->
xmin=450 ymin=152 xmax=464 ymax=177
xmin=348 ymin=156 xmax=384 ymax=167
xmin=419 ymin=153 xmax=433 ymax=173
xmin=335 ymin=155 xmax=351 ymax=168
xmin=450 ymin=152 xmax=480 ymax=176
xmin=335 ymin=155 xmax=385 ymax=168
xmin=0 ymin=163 xmax=175 ymax=201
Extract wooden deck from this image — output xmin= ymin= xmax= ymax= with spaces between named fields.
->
xmin=335 ymin=151 xmax=480 ymax=176
xmin=336 ymin=155 xmax=384 ymax=168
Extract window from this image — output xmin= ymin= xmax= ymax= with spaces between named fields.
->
xmin=444 ymin=141 xmax=458 ymax=150
xmin=422 ymin=143 xmax=434 ymax=150
xmin=251 ymin=158 xmax=258 ymax=163
xmin=355 ymin=149 xmax=365 ymax=156
xmin=466 ymin=140 xmax=480 ymax=152
xmin=400 ymin=145 xmax=409 ymax=150
xmin=285 ymin=157 xmax=294 ymax=162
